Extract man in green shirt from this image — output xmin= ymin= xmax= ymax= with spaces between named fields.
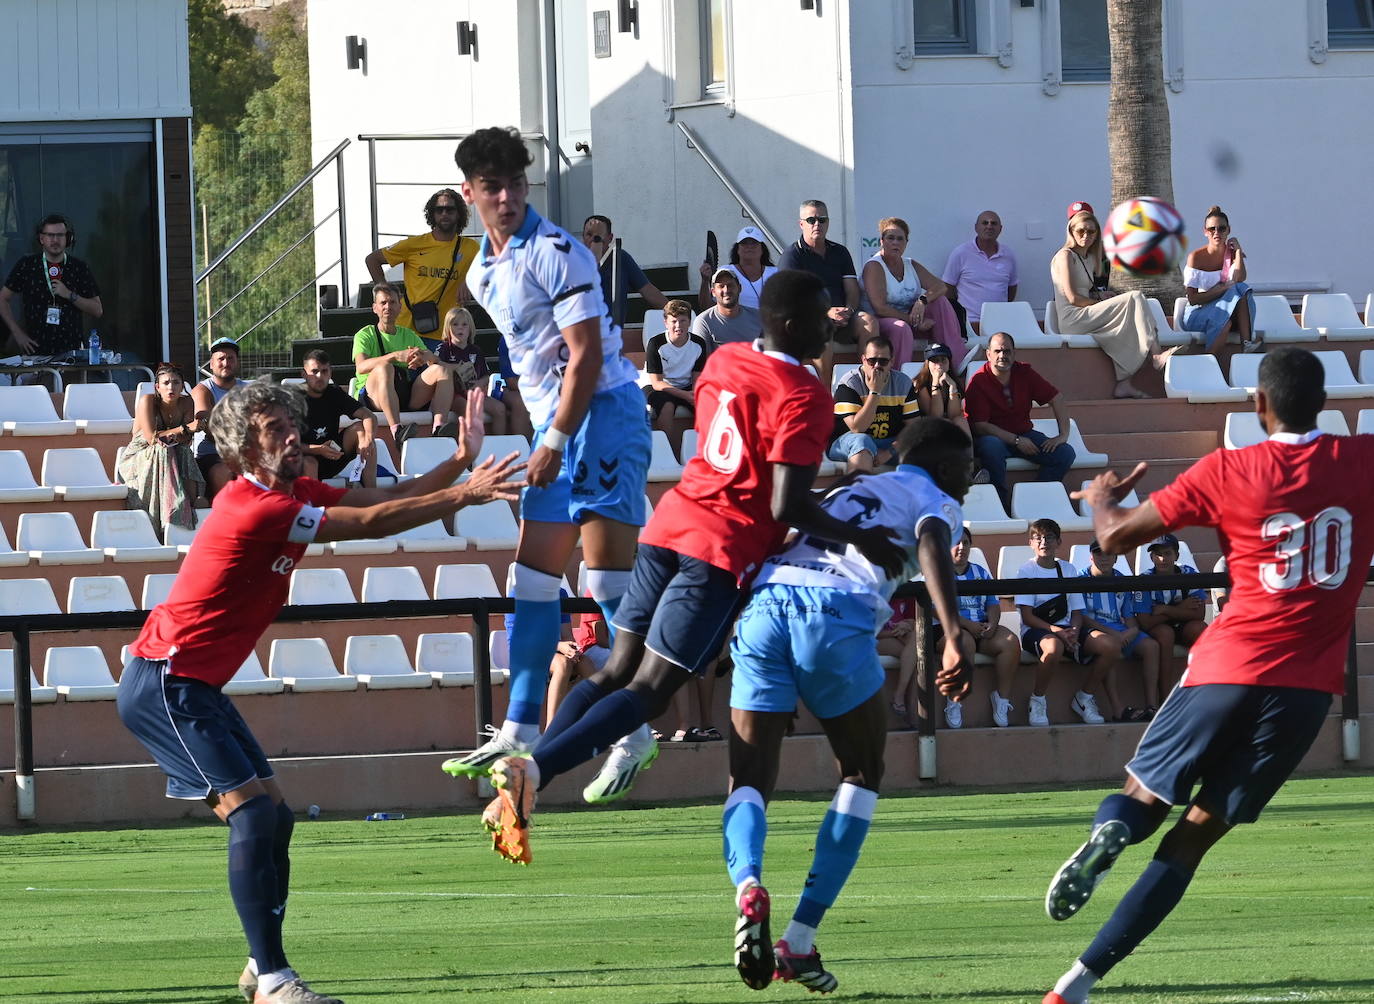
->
xmin=352 ymin=281 xmax=456 ymax=444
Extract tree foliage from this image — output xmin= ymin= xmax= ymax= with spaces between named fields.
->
xmin=187 ymin=0 xmax=274 ymax=136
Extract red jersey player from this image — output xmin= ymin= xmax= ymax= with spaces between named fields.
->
xmin=480 ymin=269 xmax=907 ymax=865
xmin=1041 ymin=347 xmax=1374 ymax=1003
xmin=116 ymin=384 xmax=522 ymax=1004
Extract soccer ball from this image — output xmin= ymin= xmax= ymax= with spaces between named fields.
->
xmin=1102 ymin=196 xmax=1187 ymax=276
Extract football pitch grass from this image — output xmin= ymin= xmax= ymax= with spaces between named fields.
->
xmin=3 ymin=774 xmax=1372 ymax=1003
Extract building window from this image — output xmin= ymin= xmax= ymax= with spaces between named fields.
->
xmin=1329 ymin=0 xmax=1374 ymax=46
xmin=914 ymin=0 xmax=977 ymax=54
xmin=701 ymin=0 xmax=727 ymax=94
xmin=1060 ymin=0 xmax=1109 ymax=81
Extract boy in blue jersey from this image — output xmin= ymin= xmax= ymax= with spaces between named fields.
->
xmin=1078 ymin=539 xmax=1162 ymax=721
xmin=1134 ymin=534 xmax=1207 ymax=695
xmin=936 ymin=526 xmax=1022 ymax=727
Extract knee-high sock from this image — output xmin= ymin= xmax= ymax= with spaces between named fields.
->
xmin=227 ymin=795 xmax=290 ymax=974
xmin=1079 ymin=857 xmax=1194 ymax=977
xmin=722 ymin=787 xmax=767 ymax=888
xmin=537 ymin=678 xmax=609 ymax=750
xmin=786 ymin=783 xmax=878 ymax=951
xmin=1094 ymin=792 xmax=1161 ymax=845
xmin=533 ymin=688 xmax=648 ymax=787
xmin=585 ymin=567 xmax=632 ymax=642
xmin=507 ymin=564 xmax=562 ymax=727
xmin=270 ymin=800 xmax=294 ymax=945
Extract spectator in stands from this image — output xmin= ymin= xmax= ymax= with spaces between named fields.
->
xmin=364 ymin=188 xmax=478 ymax=338
xmin=580 ymin=214 xmax=668 ymax=327
xmin=697 ymin=225 xmax=778 ymax=311
xmin=494 ymin=336 xmax=534 ymax=438
xmin=1182 ymin=205 xmax=1259 ymax=353
xmin=119 ymin=361 xmax=204 ymax=537
xmin=937 ymin=526 xmax=1021 ymax=728
xmin=965 ymin=332 xmax=1075 ymax=507
xmin=942 ymin=210 xmax=1019 ymax=329
xmin=691 ymin=268 xmax=763 ymax=347
xmin=1015 ymin=519 xmax=1109 ymax=727
xmin=1134 ymin=533 xmax=1208 ymax=695
xmin=0 ymin=212 xmax=103 ymax=356
xmin=1052 ymin=202 xmax=1173 ymax=400
xmin=350 ymin=282 xmax=457 ymax=445
xmin=913 ymin=342 xmax=971 ymax=439
xmin=545 ymin=604 xmax=611 ymax=730
xmin=645 ymin=299 xmax=710 ymax=452
xmin=829 ymin=333 xmax=920 ymax=473
xmin=779 ymin=198 xmax=876 ymax=347
xmin=299 ymin=349 xmax=377 ymax=487
xmin=861 ymin=216 xmax=963 ymax=368
xmin=877 ymin=594 xmax=918 ymax=726
xmin=666 ymin=660 xmax=723 ymax=742
xmin=438 ymin=306 xmax=507 ymax=434
xmin=1079 ymin=538 xmax=1162 ymax=722
xmin=192 ymin=336 xmax=248 ymax=499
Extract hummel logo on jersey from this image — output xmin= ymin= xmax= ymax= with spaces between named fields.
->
xmin=551 ymin=239 xmax=571 ymax=253
xmin=600 ymin=458 xmax=619 ymax=473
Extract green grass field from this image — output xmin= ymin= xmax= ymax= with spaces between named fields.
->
xmin=3 ymin=774 xmax=1372 ymax=1003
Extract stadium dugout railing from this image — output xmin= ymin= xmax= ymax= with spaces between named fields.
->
xmin=3 ymin=579 xmax=1363 ymax=822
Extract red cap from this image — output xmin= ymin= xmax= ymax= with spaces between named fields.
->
xmin=1067 ymin=201 xmax=1094 ymax=219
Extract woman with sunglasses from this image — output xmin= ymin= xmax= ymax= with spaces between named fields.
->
xmin=1181 ymin=205 xmax=1259 ymax=354
xmin=860 ymin=216 xmax=965 ymax=369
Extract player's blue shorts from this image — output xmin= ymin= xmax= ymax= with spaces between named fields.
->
xmin=730 ymin=583 xmax=886 ymax=719
xmin=1126 ymin=682 xmax=1331 ymax=825
xmin=612 ymin=543 xmax=741 ymax=674
xmin=116 ymin=656 xmax=274 ymax=800
xmin=521 ymin=382 xmax=651 ymax=527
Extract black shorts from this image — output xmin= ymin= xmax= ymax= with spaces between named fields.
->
xmin=1022 ymin=626 xmax=1093 ymax=665
xmin=645 ymin=388 xmax=693 ymax=417
xmin=196 ymin=450 xmax=223 ymax=481
xmin=359 ymin=365 xmax=421 ymax=412
xmin=313 ymin=449 xmax=356 ymax=480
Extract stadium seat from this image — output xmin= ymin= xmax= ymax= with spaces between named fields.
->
xmin=400 ymin=437 xmax=463 ymax=479
xmin=1010 ymin=482 xmax=1093 ymax=532
xmin=966 ymin=546 xmax=991 ymax=575
xmin=40 ymin=448 xmax=127 ymax=501
xmin=0 ymin=577 xmax=61 ymax=616
xmin=1133 ymin=538 xmax=1200 ymax=574
xmin=679 ymin=429 xmax=699 ymax=465
xmin=1357 ymin=409 xmax=1374 ymax=436
xmin=455 ymin=500 xmax=519 ymax=550
xmin=66 ymin=575 xmax=136 ymax=613
xmin=830 ymin=362 xmax=859 ymax=392
xmin=390 ymin=519 xmax=467 ymax=552
xmin=328 ymin=532 xmax=399 ymax=556
xmin=164 ymin=508 xmax=211 ymax=553
xmin=91 ymin=510 xmax=180 ymax=562
xmin=471 ymin=434 xmax=533 ymax=471
xmin=900 ymin=361 xmax=923 ymax=380
xmin=416 ymin=632 xmax=490 ymax=686
xmin=1227 ymin=353 xmax=1262 ymax=395
xmin=1006 ymin=419 xmax=1107 ymax=469
xmin=141 ymin=572 xmax=178 ymax=609
xmin=268 ymin=638 xmax=358 ymax=692
xmin=432 ymin=562 xmax=501 ymax=599
xmin=977 ymin=301 xmax=1062 ymax=348
xmin=647 ymin=429 xmax=684 ymax=481
xmin=62 ymin=383 xmax=134 ymax=434
xmin=1068 ymin=544 xmax=1130 ymax=575
xmin=373 ymin=439 xmax=401 ymax=484
xmin=0 ymin=385 xmax=78 ymax=435
xmin=357 ymin=565 xmax=424 ymax=604
xmin=287 ymin=567 xmax=357 ymax=605
xmin=1301 ymin=293 xmax=1374 ymax=340
xmin=1076 ymin=480 xmax=1140 ymax=516
xmin=641 ymin=311 xmax=671 ymax=341
xmin=17 ymin=512 xmax=104 ymax=564
xmin=1169 ymin=297 xmax=1201 ymax=345
xmin=0 ymin=524 xmax=31 ymax=567
xmin=43 ymin=646 xmax=119 ymax=701
xmin=1358 ymin=351 xmax=1374 ymax=386
xmin=1311 ymin=350 xmax=1367 ymax=397
xmin=1252 ymin=295 xmax=1316 ymax=343
xmin=0 ymin=451 xmax=56 ymax=502
xmin=996 ymin=545 xmax=1035 ymax=579
xmin=1143 ymin=297 xmax=1185 ymax=348
xmin=489 ymin=629 xmax=511 ymax=677
xmin=1043 ymin=299 xmax=1094 ymax=348
xmin=222 ymin=650 xmax=284 ymax=696
xmin=961 ymin=484 xmax=1028 ymax=534
xmin=343 ymin=634 xmax=432 ymax=690
xmin=0 ymin=650 xmax=58 ymax=704
xmin=1163 ymin=355 xmax=1247 ymax=403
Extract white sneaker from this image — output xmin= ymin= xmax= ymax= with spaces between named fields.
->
xmin=989 ymin=691 xmax=1012 ymax=728
xmin=943 ymin=699 xmax=963 ymax=729
xmin=583 ymin=736 xmax=660 ymax=804
xmin=1028 ymin=694 xmax=1050 ymax=727
xmin=254 ymin=977 xmax=343 ymax=1004
xmin=1072 ymin=691 xmax=1105 ymax=725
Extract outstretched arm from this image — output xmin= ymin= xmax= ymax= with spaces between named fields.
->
xmin=1072 ymin=462 xmax=1168 ymax=555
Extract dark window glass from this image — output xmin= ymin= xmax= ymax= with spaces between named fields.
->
xmin=1061 ymin=0 xmax=1110 ymax=82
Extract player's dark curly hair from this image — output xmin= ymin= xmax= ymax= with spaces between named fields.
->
xmin=895 ymin=416 xmax=972 ymax=469
xmin=210 ymin=378 xmax=307 ymax=477
xmin=455 ymin=127 xmax=533 ymax=179
xmin=757 ymin=268 xmax=824 ymax=338
xmin=1258 ymin=347 xmax=1325 ymax=429
xmin=424 ymin=188 xmax=468 ymax=231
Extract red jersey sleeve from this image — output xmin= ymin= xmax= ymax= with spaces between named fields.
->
xmin=1150 ymin=449 xmax=1225 ymax=531
xmin=767 ymin=381 xmax=832 ymax=466
xmin=1027 ymin=366 xmax=1060 ymax=405
xmin=228 ymin=478 xmax=347 ymax=544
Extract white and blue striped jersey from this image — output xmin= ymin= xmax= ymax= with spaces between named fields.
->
xmin=934 ymin=561 xmax=995 ymax=626
xmin=752 ymin=464 xmax=963 ymax=627
xmin=467 ymin=206 xmax=639 ymax=429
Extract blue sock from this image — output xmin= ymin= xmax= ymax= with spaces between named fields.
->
xmin=723 ymin=787 xmax=767 ymax=887
xmin=508 ymin=597 xmax=559 ymax=725
xmin=537 ymin=678 xmax=609 ymax=749
xmin=1080 ymin=857 xmax=1193 ymax=977
xmin=585 ymin=568 xmax=632 ymax=642
xmin=533 ymin=688 xmax=648 ymax=786
xmin=792 ymin=783 xmax=877 ymax=929
xmin=272 ymin=800 xmax=294 ymax=909
xmin=227 ymin=795 xmax=289 ymax=974
xmin=1094 ymin=793 xmax=1161 ymax=845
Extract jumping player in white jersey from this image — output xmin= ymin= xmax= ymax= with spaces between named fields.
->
xmin=1042 ymin=347 xmax=1374 ymax=1003
xmin=441 ymin=126 xmax=653 ymax=779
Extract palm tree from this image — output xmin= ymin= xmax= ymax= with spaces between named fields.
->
xmin=1106 ymin=0 xmax=1183 ymax=304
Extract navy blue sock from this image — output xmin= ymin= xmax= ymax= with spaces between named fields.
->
xmin=227 ymin=795 xmax=289 ymax=973
xmin=533 ymin=689 xmax=648 ymax=787
xmin=1094 ymin=793 xmax=1161 ymax=845
xmin=272 ymin=801 xmax=294 ymax=912
xmin=1080 ymin=857 xmax=1193 ymax=977
xmin=537 ymin=678 xmax=609 ymax=750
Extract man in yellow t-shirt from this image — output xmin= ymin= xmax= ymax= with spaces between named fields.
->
xmin=364 ymin=188 xmax=479 ymax=334
xmin=351 ymin=282 xmax=457 ymax=444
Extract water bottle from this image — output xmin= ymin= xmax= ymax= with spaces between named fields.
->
xmin=87 ymin=330 xmax=100 ymax=366
xmin=365 ymin=812 xmax=405 ymax=821
xmin=307 ymin=804 xmax=321 ymax=820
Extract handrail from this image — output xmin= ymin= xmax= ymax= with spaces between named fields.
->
xmin=674 ymin=120 xmax=785 ymax=255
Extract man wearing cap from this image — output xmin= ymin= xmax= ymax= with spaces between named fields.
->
xmin=697 ymin=226 xmax=780 ymax=312
xmin=941 ymin=211 xmax=1018 ymax=329
xmin=829 ymin=333 xmax=920 ymax=473
xmin=691 ymin=269 xmax=763 ymax=347
xmin=1134 ymin=533 xmax=1208 ymax=696
xmin=192 ymin=336 xmax=250 ymax=499
xmin=580 ymin=214 xmax=667 ymax=327
xmin=778 ymin=199 xmax=876 ymax=346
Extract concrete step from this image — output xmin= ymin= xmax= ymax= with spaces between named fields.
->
xmin=1083 ymin=429 xmax=1217 ymax=464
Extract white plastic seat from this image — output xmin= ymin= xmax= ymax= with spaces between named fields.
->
xmin=328 ymin=533 xmax=399 ymax=556
xmin=390 ymin=519 xmax=467 ymax=552
xmin=66 ymin=575 xmax=136 ymax=613
xmin=1225 ymin=408 xmax=1349 ymax=449
xmin=1010 ymin=482 xmax=1094 ymax=532
xmin=17 ymin=512 xmax=104 ymax=564
xmin=63 ymin=383 xmax=135 ymax=434
xmin=1006 ymin=419 xmax=1107 ymax=469
xmin=1133 ymin=538 xmax=1201 ymax=574
xmin=0 ymin=649 xmax=58 ymax=704
xmin=399 ymin=437 xmax=464 ymax=479
xmin=360 ymin=565 xmax=428 ymax=603
xmin=470 ymin=434 xmax=533 ymax=470
xmin=830 ymin=363 xmax=859 ymax=392
xmin=372 ymin=439 xmax=401 ymax=483
xmin=1358 ymin=350 xmax=1374 ymax=386
xmin=416 ymin=632 xmax=488 ymax=686
xmin=996 ymin=545 xmax=1035 ymax=580
xmin=286 ymin=567 xmax=357 ymax=605
xmin=961 ymin=484 xmax=1028 ymax=534
xmin=1043 ymin=299 xmax=1095 ymax=348
xmin=91 ymin=510 xmax=180 ymax=562
xmin=433 ymin=562 xmax=501 ymax=599
xmin=1311 ymin=350 xmax=1368 ymax=398
xmin=1068 ymin=544 xmax=1131 ymax=575
xmin=489 ymin=629 xmax=511 ymax=676
xmin=1252 ymin=295 xmax=1316 ymax=343
xmin=900 ymin=361 xmax=923 ymax=380
xmin=1163 ymin=355 xmax=1247 ymax=403
xmin=0 ymin=386 xmax=78 ymax=435
xmin=978 ymin=301 xmax=1062 ymax=348
xmin=41 ymin=447 xmax=127 ymax=501
xmin=1168 ymin=297 xmax=1200 ymax=345
xmin=1228 ymin=353 xmax=1262 ymax=395
xmin=455 ymin=501 xmax=519 ymax=550
xmin=343 ymin=634 xmax=432 ymax=690
xmin=43 ymin=646 xmax=119 ymax=700
xmin=267 ymin=637 xmax=358 ymax=692
xmin=641 ymin=311 xmax=669 ymax=341
xmin=1357 ymin=409 xmax=1374 ymax=436
xmin=1302 ymin=293 xmax=1374 ymax=341
xmin=0 ymin=451 xmax=56 ymax=502
xmin=0 ymin=524 xmax=31 ymax=567
xmin=0 ymin=578 xmax=61 ymax=615
xmin=1077 ymin=481 xmax=1140 ymax=516
xmin=647 ymin=429 xmax=685 ymax=482
xmin=967 ymin=546 xmax=991 ymax=575
xmin=1142 ymin=297 xmax=1184 ymax=348
xmin=164 ymin=508 xmax=211 ymax=553
xmin=141 ymin=572 xmax=179 ymax=608
xmin=679 ymin=429 xmax=699 ymax=465
xmin=222 ymin=650 xmax=284 ymax=696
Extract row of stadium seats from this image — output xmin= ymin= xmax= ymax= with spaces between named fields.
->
xmin=0 ymin=383 xmax=134 ymax=436
xmin=1165 ymin=350 xmax=1374 ymax=403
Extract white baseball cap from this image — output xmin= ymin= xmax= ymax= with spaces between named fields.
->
xmin=735 ymin=226 xmax=766 ymax=244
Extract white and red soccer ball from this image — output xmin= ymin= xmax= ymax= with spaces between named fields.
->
xmin=1103 ymin=196 xmax=1187 ymax=276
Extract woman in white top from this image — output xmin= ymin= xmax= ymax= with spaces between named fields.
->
xmin=696 ymin=225 xmax=779 ymax=311
xmin=861 ymin=216 xmax=964 ymax=368
xmin=1181 ymin=205 xmax=1258 ymax=353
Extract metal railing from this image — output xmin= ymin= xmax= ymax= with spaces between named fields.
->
xmin=675 ymin=120 xmax=785 ymax=256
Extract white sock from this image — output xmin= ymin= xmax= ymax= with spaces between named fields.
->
xmin=1053 ymin=960 xmax=1099 ymax=1002
xmin=256 ymin=967 xmax=296 ymax=995
xmin=781 ymin=920 xmax=818 ymax=955
xmin=500 ymin=719 xmax=541 ymax=745
xmin=246 ymin=958 xmax=259 ymax=976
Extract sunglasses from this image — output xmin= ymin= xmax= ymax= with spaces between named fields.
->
xmin=864 ymin=357 xmax=890 ymax=366
xmin=434 ymin=205 xmax=459 ymax=213
xmin=802 ymin=216 xmax=829 ymax=225
xmin=584 ymin=234 xmax=605 ymax=243
xmin=1204 ymin=225 xmax=1230 ymax=233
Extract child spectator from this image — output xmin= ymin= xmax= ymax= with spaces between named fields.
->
xmin=545 ymin=601 xmax=610 ymax=729
xmin=644 ymin=298 xmax=710 ymax=453
xmin=1134 ymin=533 xmax=1208 ymax=695
xmin=1078 ymin=538 xmax=1162 ymax=722
xmin=438 ymin=306 xmax=507 ymax=433
xmin=878 ymin=594 xmax=918 ymax=726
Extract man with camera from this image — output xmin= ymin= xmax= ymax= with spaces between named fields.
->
xmin=0 ymin=213 xmax=104 ymax=356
